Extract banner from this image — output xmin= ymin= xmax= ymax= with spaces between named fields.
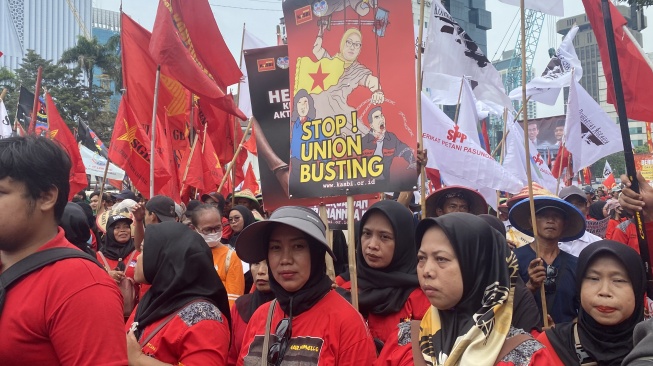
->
xmin=309 ymin=198 xmax=380 ymax=230
xmin=635 ymin=154 xmax=653 ymax=183
xmin=282 ymin=0 xmax=419 ymax=198
xmin=80 ymin=144 xmax=125 ymax=180
xmin=518 ymin=115 xmax=566 ymax=152
xmin=0 ymin=99 xmax=10 ymax=139
xmin=245 ymin=45 xmax=376 ymax=211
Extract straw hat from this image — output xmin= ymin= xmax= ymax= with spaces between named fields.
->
xmin=424 ymin=185 xmax=487 ymax=217
xmin=505 ymin=183 xmax=555 ymax=209
xmin=233 ymin=189 xmax=261 ymax=210
xmin=508 ymin=196 xmax=586 ymax=242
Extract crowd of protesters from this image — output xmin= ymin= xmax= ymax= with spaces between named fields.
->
xmin=2 ymin=135 xmax=653 ymax=365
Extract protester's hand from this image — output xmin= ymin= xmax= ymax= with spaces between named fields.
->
xmin=620 ymin=172 xmax=653 ymax=221
xmin=416 ymin=142 xmax=428 ymax=171
xmin=108 ymin=270 xmax=125 ymax=283
xmin=506 ymin=239 xmax=518 ymax=251
xmin=546 ymin=315 xmax=555 ymax=328
xmin=127 ymin=330 xmax=143 ymax=366
xmin=131 ymin=203 xmax=145 ymax=223
xmin=526 ymin=258 xmax=546 ymax=292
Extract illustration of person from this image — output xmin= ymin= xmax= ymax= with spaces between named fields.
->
xmin=290 ymin=89 xmax=324 ymax=160
xmin=361 ymin=106 xmax=415 ymax=182
xmin=527 ymin=121 xmax=539 ymax=147
xmin=554 ymin=119 xmax=565 ymax=147
xmin=312 ymin=27 xmax=383 ymax=136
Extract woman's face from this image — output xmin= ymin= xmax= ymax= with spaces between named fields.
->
xmin=268 ymin=225 xmax=311 ymax=293
xmin=229 ymin=210 xmax=245 ymax=233
xmin=581 ymin=255 xmax=635 ymax=326
xmin=113 ymin=221 xmax=132 ymax=244
xmin=342 ymin=33 xmax=362 ymax=62
xmin=134 ymin=252 xmax=147 ymax=284
xmin=296 ymin=97 xmax=310 ymax=118
xmin=251 ymin=260 xmax=271 ymax=293
xmin=602 ymin=204 xmax=610 ymax=218
xmin=417 ymin=226 xmax=464 ymax=310
xmin=89 ymin=195 xmax=99 ymax=211
xmin=361 ymin=211 xmax=395 ymax=269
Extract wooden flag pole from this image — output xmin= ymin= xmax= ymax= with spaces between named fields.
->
xmin=496 ymin=108 xmax=510 ymax=217
xmin=97 ymin=154 xmax=113 ymax=217
xmin=179 ymin=134 xmax=200 ymax=197
xmin=346 ymin=195 xmax=359 ymax=310
xmin=28 ymin=66 xmax=43 ymax=134
xmin=452 ymin=78 xmax=466 ymax=125
xmin=150 ymin=66 xmax=161 ymax=198
xmin=219 ymin=118 xmax=253 ymax=193
xmin=319 ymin=204 xmax=336 ymax=282
xmin=489 ymin=97 xmax=531 ymax=157
xmin=231 ymin=24 xmax=247 ymax=203
xmin=416 ymin=0 xmax=427 ymax=216
xmin=519 ymin=0 xmax=549 ymax=327
xmin=0 ymin=88 xmax=7 ymax=101
xmin=601 ymin=0 xmax=653 ymax=297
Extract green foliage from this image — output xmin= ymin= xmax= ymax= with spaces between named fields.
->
xmin=620 ymin=0 xmax=653 ymax=6
xmin=591 ymin=151 xmax=627 ymax=179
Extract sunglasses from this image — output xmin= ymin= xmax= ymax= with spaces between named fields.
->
xmin=268 ymin=309 xmax=293 ymax=365
xmin=544 ymin=265 xmax=558 ymax=294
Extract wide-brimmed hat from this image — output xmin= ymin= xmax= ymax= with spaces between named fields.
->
xmin=506 ymin=183 xmax=555 ymax=209
xmin=509 ymin=196 xmax=586 ymax=242
xmin=233 ymin=189 xmax=261 ymax=210
xmin=235 ymin=206 xmax=335 ymax=263
xmin=425 ymin=185 xmax=487 ymax=217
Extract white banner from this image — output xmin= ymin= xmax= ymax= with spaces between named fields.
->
xmin=0 ymin=100 xmax=11 ymax=139
xmin=424 ymin=2 xmax=512 ymax=110
xmin=509 ymin=26 xmax=581 ymax=105
xmin=80 ymin=144 xmax=125 ymax=180
xmin=565 ymin=79 xmax=624 ymax=173
xmin=498 ymin=0 xmax=564 ymax=17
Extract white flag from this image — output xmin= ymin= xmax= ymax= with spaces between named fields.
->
xmin=457 ymin=78 xmax=482 ymax=146
xmin=422 ymin=93 xmax=522 ymax=197
xmin=565 ymin=79 xmax=623 ymax=173
xmin=0 ymin=100 xmax=11 ymax=139
xmin=424 ymin=2 xmax=512 ymax=110
xmin=238 ymin=30 xmax=269 ymax=118
xmin=603 ymin=160 xmax=613 ymax=178
xmin=79 ymin=145 xmax=125 ymax=180
xmin=498 ymin=0 xmax=564 ymax=17
xmin=509 ymin=26 xmax=582 ymax=105
xmin=502 ymin=117 xmax=558 ymax=193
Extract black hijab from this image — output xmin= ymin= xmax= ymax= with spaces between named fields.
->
xmin=235 ymin=288 xmax=276 ymax=323
xmin=61 ymin=203 xmax=94 ymax=256
xmin=416 ymin=213 xmax=516 ymax=358
xmin=589 ymin=201 xmax=607 ymax=220
xmin=546 ymin=240 xmax=645 ymax=366
xmin=267 ymin=224 xmax=333 ymax=317
xmin=101 ymin=216 xmax=135 ymax=270
xmin=134 ymin=222 xmax=231 ymax=339
xmin=228 ymin=205 xmax=256 ymax=248
xmin=356 ymin=200 xmax=420 ymax=316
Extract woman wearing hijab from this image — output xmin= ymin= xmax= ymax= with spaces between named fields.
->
xmin=588 ymin=201 xmax=607 ymax=221
xmin=61 ymin=202 xmax=95 ymax=256
xmin=228 ymin=205 xmax=256 ymax=249
xmin=228 ymin=260 xmax=276 ymax=365
xmin=235 ymin=206 xmax=376 ymax=365
xmin=97 ymin=214 xmax=140 ymax=291
xmin=414 ymin=213 xmax=551 ymax=365
xmin=537 ymin=240 xmax=646 ymax=366
xmin=126 ymin=222 xmax=231 ymax=365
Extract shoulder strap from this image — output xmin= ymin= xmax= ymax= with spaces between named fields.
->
xmin=262 ymin=299 xmax=277 ymax=366
xmin=574 ymin=323 xmax=599 ymax=366
xmin=97 ymin=251 xmax=111 ymax=270
xmin=224 ymin=249 xmax=234 ymax=273
xmin=494 ymin=333 xmax=533 ymax=365
xmin=138 ymin=299 xmax=206 ymax=347
xmin=0 ymin=248 xmax=101 ymax=314
xmin=411 ymin=320 xmax=427 ymax=366
xmin=123 ymin=250 xmax=137 ymax=275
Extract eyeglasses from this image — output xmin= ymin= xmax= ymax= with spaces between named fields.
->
xmin=198 ymin=227 xmax=222 ymax=235
xmin=544 ymin=265 xmax=558 ymax=294
xmin=268 ymin=313 xmax=292 ymax=365
xmin=345 ymin=39 xmax=362 ymax=49
xmin=228 ymin=216 xmax=241 ymax=223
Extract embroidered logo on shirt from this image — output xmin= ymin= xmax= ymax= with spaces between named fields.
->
xmin=397 ymin=321 xmax=411 ymax=346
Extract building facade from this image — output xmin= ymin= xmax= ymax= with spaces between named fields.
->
xmin=1 ymin=0 xmax=92 ymax=71
xmin=92 ymin=7 xmax=121 ymax=113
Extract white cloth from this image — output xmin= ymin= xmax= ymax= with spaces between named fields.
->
xmin=0 ymin=100 xmax=11 ymax=139
xmin=498 ymin=0 xmax=564 ymax=17
xmin=558 ymin=231 xmax=602 ymax=257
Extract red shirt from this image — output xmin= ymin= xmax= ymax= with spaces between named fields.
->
xmin=536 ymin=332 xmax=569 ymax=366
xmin=222 ymin=216 xmax=233 ymax=241
xmin=368 ymin=288 xmax=431 ymax=345
xmin=238 ymin=290 xmax=376 ymax=365
xmin=228 ymin=302 xmax=249 ymax=366
xmin=0 ymin=229 xmax=127 ymax=365
xmin=126 ymin=301 xmax=230 ymax=365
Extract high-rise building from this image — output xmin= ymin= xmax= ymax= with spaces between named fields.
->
xmin=0 ymin=0 xmax=92 ymax=71
xmin=92 ymin=7 xmax=121 ymax=112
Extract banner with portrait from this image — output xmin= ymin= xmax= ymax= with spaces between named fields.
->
xmin=282 ymin=0 xmax=419 ymax=198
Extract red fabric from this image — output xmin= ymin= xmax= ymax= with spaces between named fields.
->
xmin=551 ymin=145 xmax=570 ymax=179
xmin=109 ymin=100 xmax=171 ymax=199
xmin=45 ymin=94 xmax=87 ymax=200
xmin=120 ymin=13 xmax=190 ymax=147
xmin=96 ymin=249 xmax=141 ymax=297
xmin=481 ymin=119 xmax=491 ymax=154
xmin=200 ymin=100 xmax=243 ymax=167
xmin=335 ymin=275 xmax=350 ymax=289
xmin=606 ymin=218 xmax=620 ymax=240
xmin=583 ymin=0 xmax=653 ymax=122
xmin=583 ymin=167 xmax=592 ymax=185
xmin=425 ymin=167 xmax=442 ymax=192
xmin=221 ymin=216 xmax=232 ymax=241
xmin=0 ymin=229 xmax=127 ymax=365
xmin=125 ymin=301 xmax=230 ymax=365
xmin=242 ymin=163 xmax=260 ymax=195
xmin=238 ymin=291 xmax=376 ymax=365
xmin=368 ymin=289 xmax=431 ymax=345
xmin=178 ymin=139 xmax=207 ymax=193
xmin=228 ymin=301 xmax=248 ymax=366
xmin=200 ymin=130 xmax=226 ymax=191
xmin=155 ymin=115 xmax=181 ymax=202
xmin=149 ymin=0 xmax=245 ymax=120
xmin=603 ymin=173 xmax=616 ymax=189
xmin=535 ymin=332 xmax=567 ymax=366
xmin=243 ymin=124 xmax=258 ymax=156
xmin=612 ymin=221 xmax=653 ymax=279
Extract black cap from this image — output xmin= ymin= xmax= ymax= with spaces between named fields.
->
xmin=185 ymin=200 xmax=202 ymax=215
xmin=112 ymin=189 xmax=137 ymax=201
xmin=145 ymin=195 xmax=176 ymax=222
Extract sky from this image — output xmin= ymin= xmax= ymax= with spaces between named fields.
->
xmin=92 ymin=0 xmax=653 ymax=119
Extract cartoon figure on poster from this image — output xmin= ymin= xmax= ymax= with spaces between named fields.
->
xmin=286 ymin=0 xmax=418 ymax=197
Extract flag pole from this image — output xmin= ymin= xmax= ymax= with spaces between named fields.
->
xmin=416 ymin=0 xmax=427 ymax=216
xmin=347 ymin=194 xmax=359 ymax=310
xmin=496 ymin=108 xmax=510 ymax=217
xmin=150 ymin=65 xmax=161 ymax=198
xmin=519 ymin=0 xmax=549 ymax=327
xmin=601 ymin=0 xmax=653 ymax=297
xmin=28 ymin=66 xmax=43 ymax=134
xmin=97 ymin=155 xmax=112 ymax=216
xmin=0 ymin=88 xmax=7 ymax=101
xmin=490 ymin=97 xmax=531 ymax=157
xmin=219 ymin=117 xmax=253 ymax=193
xmin=180 ymin=134 xmax=200 ymax=197
xmin=231 ymin=23 xmax=247 ymax=202
xmin=452 ymin=78 xmax=466 ymax=124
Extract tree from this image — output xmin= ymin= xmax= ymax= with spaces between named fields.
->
xmin=620 ymin=0 xmax=653 ymax=7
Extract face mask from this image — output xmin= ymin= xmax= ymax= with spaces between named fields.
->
xmin=197 ymin=231 xmax=222 ymax=248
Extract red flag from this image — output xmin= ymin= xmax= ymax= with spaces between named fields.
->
xmin=583 ymin=167 xmax=592 ymax=185
xmin=481 ymin=119 xmax=491 ymax=154
xmin=178 ymin=140 xmax=207 ymax=193
xmin=200 ymin=99 xmax=244 ymax=166
xmin=149 ymin=0 xmax=245 ymax=120
xmin=546 ymin=147 xmax=552 ymax=168
xmin=155 ymin=116 xmax=181 ymax=202
xmin=109 ymin=100 xmax=171 ymax=198
xmin=583 ymin=0 xmax=653 ymax=121
xmin=121 ymin=13 xmax=190 ymax=149
xmin=242 ymin=163 xmax=260 ymax=195
xmin=552 ymin=145 xmax=571 ymax=179
xmin=200 ymin=131 xmax=225 ymax=192
xmin=45 ymin=94 xmax=87 ymax=200
xmin=603 ymin=173 xmax=616 ymax=189
xmin=243 ymin=124 xmax=258 ymax=156
xmin=425 ymin=167 xmax=443 ymax=192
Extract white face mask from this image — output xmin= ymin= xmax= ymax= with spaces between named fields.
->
xmin=197 ymin=231 xmax=222 ymax=248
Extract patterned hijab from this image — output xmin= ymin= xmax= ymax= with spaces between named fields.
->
xmin=416 ymin=213 xmax=518 ymax=366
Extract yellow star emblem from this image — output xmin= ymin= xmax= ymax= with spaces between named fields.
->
xmin=47 ymin=129 xmax=59 ymax=140
xmin=213 ymin=153 xmax=222 ymax=169
xmin=117 ymin=119 xmax=138 ymax=144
